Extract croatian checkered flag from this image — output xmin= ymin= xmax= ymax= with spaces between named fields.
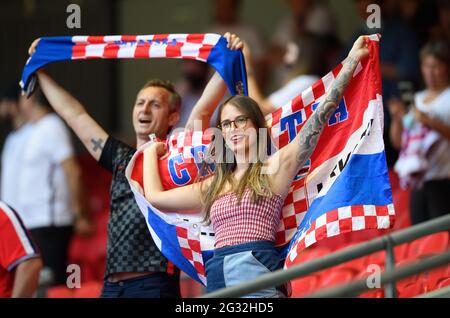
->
xmin=20 ymin=33 xmax=247 ymax=96
xmin=125 ymin=34 xmax=395 ymax=285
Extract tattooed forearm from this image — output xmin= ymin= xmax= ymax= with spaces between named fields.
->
xmin=296 ymin=57 xmax=359 ymax=166
xmin=91 ymin=138 xmax=104 ymax=153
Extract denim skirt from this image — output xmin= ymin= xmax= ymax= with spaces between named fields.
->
xmin=205 ymin=240 xmax=288 ymax=298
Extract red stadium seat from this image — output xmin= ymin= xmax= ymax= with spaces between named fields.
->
xmin=366 ymin=243 xmax=409 ymax=267
xmin=394 ymin=243 xmax=409 ymax=262
xmin=46 ymin=285 xmax=74 ymax=298
xmin=395 ymin=259 xmax=419 ymax=290
xmin=319 ymin=270 xmax=354 ymax=289
xmin=291 ymin=275 xmax=319 ymax=297
xmin=398 ymin=282 xmax=425 ymax=298
xmin=359 ymin=289 xmax=384 ymax=298
xmin=295 ymin=247 xmax=330 ymax=263
xmin=407 ymin=232 xmax=449 ymax=260
xmin=437 ymin=277 xmax=450 ymax=289
xmin=367 ymin=250 xmax=385 ymax=266
xmin=180 ymin=273 xmax=205 ymax=298
xmin=422 ymin=264 xmax=450 ymax=292
xmin=353 ymin=270 xmax=384 ymax=298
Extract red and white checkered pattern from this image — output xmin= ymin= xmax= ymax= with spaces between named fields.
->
xmin=167 ymin=130 xmax=214 ymax=160
xmin=210 ymin=189 xmax=284 ymax=248
xmin=285 ymin=203 xmax=395 ymax=267
xmin=71 ymin=34 xmax=221 ymax=62
xmin=175 ymin=225 xmax=207 ymax=284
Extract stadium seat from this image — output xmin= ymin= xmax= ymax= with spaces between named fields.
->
xmin=359 ymin=289 xmax=384 ymax=298
xmin=354 ymin=271 xmax=384 ymax=298
xmin=366 ymin=244 xmax=409 ymax=267
xmin=332 ymin=257 xmax=368 ymax=274
xmin=367 ymin=250 xmax=385 ymax=266
xmin=437 ymin=277 xmax=450 ymax=289
xmin=46 ymin=285 xmax=74 ymax=298
xmin=407 ymin=232 xmax=449 ymax=260
xmin=394 ymin=243 xmax=409 ymax=262
xmin=396 ymin=259 xmax=420 ymax=290
xmin=291 ymin=275 xmax=319 ymax=297
xmin=180 ymin=273 xmax=205 ymax=298
xmin=295 ymin=247 xmax=330 ymax=264
xmin=422 ymin=264 xmax=450 ymax=292
xmin=319 ymin=270 xmax=354 ymax=289
xmin=398 ymin=282 xmax=425 ymax=298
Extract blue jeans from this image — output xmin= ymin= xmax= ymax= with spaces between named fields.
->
xmin=205 ymin=240 xmax=288 ymax=298
xmin=100 ymin=273 xmax=180 ymax=298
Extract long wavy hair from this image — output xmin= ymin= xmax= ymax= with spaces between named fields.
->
xmin=196 ymin=95 xmax=273 ymax=224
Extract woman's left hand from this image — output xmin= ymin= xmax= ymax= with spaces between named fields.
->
xmin=224 ymin=32 xmax=244 ymax=51
xmin=146 ymin=141 xmax=168 ymax=158
xmin=348 ymin=35 xmax=370 ymax=61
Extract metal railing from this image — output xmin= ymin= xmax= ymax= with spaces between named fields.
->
xmin=200 ymin=213 xmax=450 ymax=298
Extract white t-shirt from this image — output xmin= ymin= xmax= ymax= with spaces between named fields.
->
xmin=16 ymin=113 xmax=75 ymax=229
xmin=268 ymin=74 xmax=319 ymax=108
xmin=1 ymin=123 xmax=33 ymax=209
xmin=415 ymin=88 xmax=450 ymax=181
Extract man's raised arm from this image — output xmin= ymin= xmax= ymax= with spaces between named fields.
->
xmin=35 ymin=70 xmax=108 ymax=161
xmin=28 ymin=39 xmax=108 ymax=161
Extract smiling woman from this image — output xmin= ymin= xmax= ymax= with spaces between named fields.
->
xmin=142 ymin=35 xmax=370 ymax=297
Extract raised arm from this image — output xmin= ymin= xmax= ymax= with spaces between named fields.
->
xmin=36 ymin=71 xmax=108 ymax=161
xmin=28 ymin=39 xmax=108 ymax=161
xmin=185 ymin=33 xmax=243 ymax=131
xmin=242 ymin=44 xmax=276 ymax=116
xmin=268 ymin=36 xmax=370 ymax=197
xmin=143 ymin=142 xmax=205 ymax=212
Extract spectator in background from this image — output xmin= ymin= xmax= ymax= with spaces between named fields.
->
xmin=208 ymin=0 xmax=267 ymax=86
xmin=174 ymin=60 xmax=211 ymax=129
xmin=268 ymin=0 xmax=337 ymax=89
xmin=431 ymin=0 xmax=450 ymax=43
xmin=398 ymin=0 xmax=439 ymax=47
xmin=243 ymin=35 xmax=324 ymax=114
xmin=389 ymin=41 xmax=450 ymax=225
xmin=0 ymin=201 xmax=42 ymax=298
xmin=0 ymin=84 xmax=32 ymax=207
xmin=345 ymin=0 xmax=421 ymax=167
xmin=12 ymin=89 xmax=93 ymax=286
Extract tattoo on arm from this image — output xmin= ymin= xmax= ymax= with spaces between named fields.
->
xmin=91 ymin=138 xmax=104 ymax=153
xmin=296 ymin=57 xmax=359 ymax=165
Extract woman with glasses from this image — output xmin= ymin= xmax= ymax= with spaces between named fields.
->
xmin=142 ymin=36 xmax=370 ymax=297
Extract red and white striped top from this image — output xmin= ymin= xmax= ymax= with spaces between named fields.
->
xmin=210 ymin=189 xmax=284 ymax=248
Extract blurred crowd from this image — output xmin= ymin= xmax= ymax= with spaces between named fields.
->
xmin=0 ymin=0 xmax=449 ymax=298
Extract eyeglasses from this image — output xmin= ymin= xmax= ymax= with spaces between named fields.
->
xmin=218 ymin=115 xmax=249 ymax=130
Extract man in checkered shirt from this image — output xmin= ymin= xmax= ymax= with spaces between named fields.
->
xmin=27 ymin=33 xmax=243 ymax=298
